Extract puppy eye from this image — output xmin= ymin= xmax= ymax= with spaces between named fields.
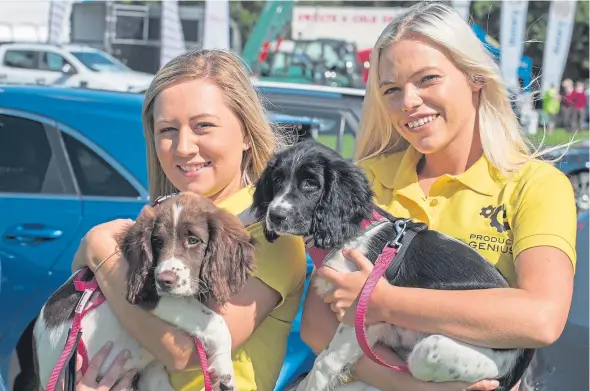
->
xmin=301 ymin=179 xmax=319 ymax=190
xmin=186 ymin=236 xmax=201 ymax=246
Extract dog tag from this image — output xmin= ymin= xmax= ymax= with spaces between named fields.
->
xmin=75 ymin=289 xmax=93 ymax=314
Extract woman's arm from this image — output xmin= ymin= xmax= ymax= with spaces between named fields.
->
xmin=368 ymin=246 xmax=574 ymax=349
xmin=76 ymin=220 xmax=280 ymax=371
xmin=300 ymin=273 xmax=499 ymax=391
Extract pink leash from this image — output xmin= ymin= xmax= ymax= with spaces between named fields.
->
xmin=354 ymin=219 xmax=411 ymax=372
xmin=46 ymin=267 xmax=213 ymax=391
xmin=353 ymin=245 xmax=409 ymax=372
xmin=46 ymin=268 xmax=106 ymax=391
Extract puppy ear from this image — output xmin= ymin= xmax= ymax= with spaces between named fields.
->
xmin=312 ymin=161 xmax=374 ymax=249
xmin=120 ymin=205 xmax=159 ymax=309
xmin=202 ymin=210 xmax=257 ymax=304
xmin=251 ymin=157 xmax=279 ymax=243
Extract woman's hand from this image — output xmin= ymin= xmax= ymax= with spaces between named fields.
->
xmin=57 ymin=341 xmax=137 ymax=391
xmin=317 ymin=248 xmax=389 ymax=325
xmin=72 ymin=219 xmax=134 ymax=273
xmin=76 ymin=341 xmax=137 ymax=391
xmin=423 ymin=379 xmax=501 ymax=391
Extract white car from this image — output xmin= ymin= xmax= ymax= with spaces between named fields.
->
xmin=0 ymin=43 xmax=153 ymax=92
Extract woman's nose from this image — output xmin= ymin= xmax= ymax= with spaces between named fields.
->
xmin=176 ymin=128 xmax=198 ymax=157
xmin=401 ymin=86 xmax=423 ymax=112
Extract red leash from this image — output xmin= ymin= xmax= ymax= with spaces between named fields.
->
xmin=354 ymin=219 xmax=411 ymax=372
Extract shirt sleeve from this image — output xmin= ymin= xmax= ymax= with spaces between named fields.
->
xmin=511 ymin=165 xmax=578 ymax=270
xmin=248 ymin=223 xmax=307 ymax=307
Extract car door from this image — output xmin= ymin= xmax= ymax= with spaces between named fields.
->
xmin=37 ymin=51 xmax=79 ymax=87
xmin=0 ymin=110 xmax=83 ymax=342
xmin=52 ymin=125 xmax=148 ymax=279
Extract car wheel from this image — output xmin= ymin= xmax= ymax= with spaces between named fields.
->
xmin=570 ymin=171 xmax=589 ymax=213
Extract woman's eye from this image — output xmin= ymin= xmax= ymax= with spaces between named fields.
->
xmin=195 ymin=123 xmax=215 ymax=129
xmin=158 ymin=127 xmax=176 ymax=134
xmin=421 ymin=75 xmax=440 ymax=83
xmin=382 ymin=87 xmax=400 ymax=95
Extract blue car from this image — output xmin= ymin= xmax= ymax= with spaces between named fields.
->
xmin=0 ymin=84 xmax=318 ymax=390
xmin=0 ymin=85 xmax=149 ymax=390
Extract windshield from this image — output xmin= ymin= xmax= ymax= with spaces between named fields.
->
xmin=70 ymin=51 xmax=130 ymax=72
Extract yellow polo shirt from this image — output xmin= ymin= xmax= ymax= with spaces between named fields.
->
xmin=357 ymin=147 xmax=577 ymax=285
xmin=169 ymin=186 xmax=307 ymax=391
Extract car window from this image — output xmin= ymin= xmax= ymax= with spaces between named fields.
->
xmin=61 ymin=132 xmax=139 ymax=198
xmin=40 ymin=52 xmax=70 ymax=72
xmin=270 ymin=107 xmax=356 ymax=159
xmin=3 ymin=50 xmax=39 ymax=69
xmin=0 ymin=114 xmax=64 ymax=194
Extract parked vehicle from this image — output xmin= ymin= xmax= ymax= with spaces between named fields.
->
xmin=254 ymin=80 xmax=365 ymax=160
xmin=547 ymin=141 xmax=590 ymax=213
xmin=0 ymin=84 xmax=321 ymax=390
xmin=0 ymin=42 xmax=153 ymax=92
xmin=0 ymin=84 xmax=149 ymax=390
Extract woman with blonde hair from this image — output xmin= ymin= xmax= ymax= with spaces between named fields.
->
xmin=72 ymin=48 xmax=307 ymax=390
xmin=301 ymin=2 xmax=577 ymax=390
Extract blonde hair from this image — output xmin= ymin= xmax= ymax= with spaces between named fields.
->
xmin=142 ymin=48 xmax=283 ymax=201
xmin=355 ymin=1 xmax=563 ymax=175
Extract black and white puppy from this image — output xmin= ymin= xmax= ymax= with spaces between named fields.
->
xmin=33 ymin=192 xmax=256 ymax=391
xmin=251 ymin=140 xmax=534 ymax=391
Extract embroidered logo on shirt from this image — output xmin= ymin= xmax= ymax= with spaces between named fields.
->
xmin=479 ymin=204 xmax=511 ymax=233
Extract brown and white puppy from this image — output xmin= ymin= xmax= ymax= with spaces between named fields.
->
xmin=33 ymin=192 xmax=256 ymax=391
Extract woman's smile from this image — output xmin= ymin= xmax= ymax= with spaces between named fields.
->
xmin=404 ymin=114 xmax=440 ymax=133
xmin=177 ymin=161 xmax=213 ymax=177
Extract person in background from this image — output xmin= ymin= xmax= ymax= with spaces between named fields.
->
xmin=560 ymin=78 xmax=574 ymax=130
xmin=569 ymin=81 xmax=588 ymax=131
xmin=542 ymin=84 xmax=561 ymax=134
xmin=300 ymin=2 xmax=577 ymax=391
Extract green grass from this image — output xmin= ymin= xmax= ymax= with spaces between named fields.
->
xmin=316 ymin=128 xmax=589 ymax=158
xmin=528 ymin=128 xmax=589 ymax=147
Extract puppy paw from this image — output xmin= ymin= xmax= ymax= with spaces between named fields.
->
xmin=408 ymin=334 xmax=508 ymax=383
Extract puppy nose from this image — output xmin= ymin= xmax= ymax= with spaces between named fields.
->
xmin=269 ymin=208 xmax=287 ymax=224
xmin=157 ymin=270 xmax=179 ymax=286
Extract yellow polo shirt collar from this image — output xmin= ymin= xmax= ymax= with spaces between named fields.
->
xmin=369 ymin=146 xmax=500 ymax=197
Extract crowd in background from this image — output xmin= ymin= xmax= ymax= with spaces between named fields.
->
xmin=542 ymin=78 xmax=589 ymax=133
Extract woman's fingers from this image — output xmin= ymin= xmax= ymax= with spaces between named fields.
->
xmin=83 ymin=341 xmax=114 ymax=381
xmin=463 ymin=379 xmax=500 ymax=390
xmin=97 ymin=349 xmax=132 ymax=391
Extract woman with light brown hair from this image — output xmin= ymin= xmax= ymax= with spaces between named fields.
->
xmin=72 ymin=48 xmax=307 ymax=391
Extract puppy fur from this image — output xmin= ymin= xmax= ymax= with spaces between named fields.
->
xmin=33 ymin=192 xmax=256 ymax=391
xmin=251 ymin=140 xmax=535 ymax=391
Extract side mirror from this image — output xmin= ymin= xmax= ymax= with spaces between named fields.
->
xmin=62 ymin=64 xmax=77 ymax=75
